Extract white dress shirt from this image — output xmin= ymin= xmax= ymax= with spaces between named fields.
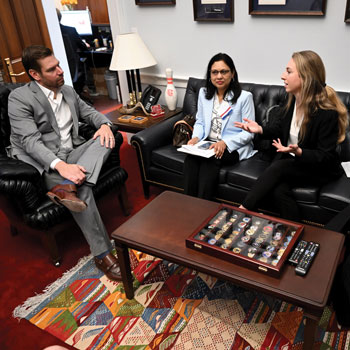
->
xmin=36 ymin=82 xmax=73 ymax=169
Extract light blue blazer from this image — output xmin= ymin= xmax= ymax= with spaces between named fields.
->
xmin=192 ymin=88 xmax=257 ymax=160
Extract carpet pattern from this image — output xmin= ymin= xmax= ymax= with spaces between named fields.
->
xmin=14 ymin=250 xmax=350 ymax=350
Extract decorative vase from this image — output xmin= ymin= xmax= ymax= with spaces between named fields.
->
xmin=165 ymin=68 xmax=177 ymax=111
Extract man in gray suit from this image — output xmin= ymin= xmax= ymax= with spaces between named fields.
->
xmin=8 ymin=45 xmax=121 ymax=281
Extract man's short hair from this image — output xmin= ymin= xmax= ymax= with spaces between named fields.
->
xmin=22 ymin=45 xmax=53 ymax=80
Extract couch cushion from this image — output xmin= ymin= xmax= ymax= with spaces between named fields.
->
xmin=226 ymin=154 xmax=270 ymax=191
xmin=319 ymin=175 xmax=350 ymax=211
xmin=152 ymin=145 xmax=186 ymax=175
xmin=292 ymin=186 xmax=319 ymax=204
xmin=224 ymin=153 xmax=319 ymax=204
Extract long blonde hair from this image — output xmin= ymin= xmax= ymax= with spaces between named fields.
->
xmin=286 ymin=50 xmax=348 ymax=143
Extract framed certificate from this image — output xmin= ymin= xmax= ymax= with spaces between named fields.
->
xmin=249 ymin=0 xmax=326 ymax=16
xmin=193 ymin=0 xmax=234 ymax=22
xmin=345 ymin=0 xmax=350 ymax=23
xmin=135 ymin=0 xmax=175 ymax=5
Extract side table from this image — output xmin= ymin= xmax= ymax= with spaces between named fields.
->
xmin=105 ymin=106 xmax=182 ymax=133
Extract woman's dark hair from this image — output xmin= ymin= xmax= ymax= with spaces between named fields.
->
xmin=205 ymin=53 xmax=242 ymax=104
xmin=22 ymin=45 xmax=53 ymax=81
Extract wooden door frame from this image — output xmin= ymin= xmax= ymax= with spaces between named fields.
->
xmin=0 ymin=0 xmax=52 ymax=83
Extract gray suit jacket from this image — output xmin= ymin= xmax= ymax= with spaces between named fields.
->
xmin=8 ymin=81 xmax=111 ymax=174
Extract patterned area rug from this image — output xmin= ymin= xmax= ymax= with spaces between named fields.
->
xmin=13 ymin=250 xmax=350 ymax=350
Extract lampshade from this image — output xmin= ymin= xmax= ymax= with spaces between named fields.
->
xmin=109 ymin=32 xmax=157 ymax=71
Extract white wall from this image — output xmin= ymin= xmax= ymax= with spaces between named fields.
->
xmin=108 ymin=0 xmax=350 ymax=106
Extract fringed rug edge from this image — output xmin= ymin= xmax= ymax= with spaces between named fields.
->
xmin=12 ymin=254 xmax=92 ymax=320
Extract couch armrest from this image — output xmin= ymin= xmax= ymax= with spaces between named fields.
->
xmin=130 ymin=113 xmax=184 ymax=171
xmin=0 ymin=155 xmax=47 ymax=212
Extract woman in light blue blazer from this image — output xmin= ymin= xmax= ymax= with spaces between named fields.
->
xmin=184 ymin=53 xmax=256 ymax=200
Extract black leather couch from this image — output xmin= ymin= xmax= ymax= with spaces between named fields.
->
xmin=0 ymin=83 xmax=129 ymax=265
xmin=131 ymin=77 xmax=350 ymax=227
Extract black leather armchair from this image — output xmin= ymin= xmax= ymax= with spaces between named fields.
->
xmin=131 ymin=77 xmax=350 ymax=227
xmin=0 ymin=83 xmax=129 ymax=265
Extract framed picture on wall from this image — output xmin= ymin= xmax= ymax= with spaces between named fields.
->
xmin=193 ymin=0 xmax=234 ymax=22
xmin=135 ymin=0 xmax=175 ymax=5
xmin=345 ymin=0 xmax=350 ymax=22
xmin=249 ymin=0 xmax=326 ymax=16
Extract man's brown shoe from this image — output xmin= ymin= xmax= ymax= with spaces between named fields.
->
xmin=94 ymin=253 xmax=122 ymax=282
xmin=47 ymin=184 xmax=87 ymax=212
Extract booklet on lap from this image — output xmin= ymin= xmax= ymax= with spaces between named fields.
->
xmin=177 ymin=140 xmax=215 ymax=158
xmin=341 ymin=162 xmax=350 ymax=178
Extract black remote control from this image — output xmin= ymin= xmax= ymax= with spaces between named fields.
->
xmin=295 ymin=242 xmax=319 ymax=276
xmin=288 ymin=240 xmax=308 ymax=265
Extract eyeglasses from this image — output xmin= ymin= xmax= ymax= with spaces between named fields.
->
xmin=210 ymin=69 xmax=231 ymax=76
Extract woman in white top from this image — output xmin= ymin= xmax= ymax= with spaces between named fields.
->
xmin=235 ymin=50 xmax=348 ymax=221
xmin=183 ymin=53 xmax=256 ymax=200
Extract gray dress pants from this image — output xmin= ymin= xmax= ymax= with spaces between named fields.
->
xmin=44 ymin=137 xmax=113 ymax=256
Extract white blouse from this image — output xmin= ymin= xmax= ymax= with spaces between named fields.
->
xmin=288 ymin=104 xmax=303 ymax=148
xmin=208 ymin=94 xmax=223 ymax=142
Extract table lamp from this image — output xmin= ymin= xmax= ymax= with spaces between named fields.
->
xmin=109 ymin=32 xmax=157 ymax=107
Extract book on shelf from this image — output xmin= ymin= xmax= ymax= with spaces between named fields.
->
xmin=177 ymin=140 xmax=215 ymax=158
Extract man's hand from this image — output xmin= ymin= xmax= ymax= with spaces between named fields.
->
xmin=93 ymin=124 xmax=115 ymax=148
xmin=272 ymin=139 xmax=302 ymax=156
xmin=210 ymin=140 xmax=227 ymax=159
xmin=55 ymin=161 xmax=86 ymax=185
xmin=187 ymin=137 xmax=199 ymax=145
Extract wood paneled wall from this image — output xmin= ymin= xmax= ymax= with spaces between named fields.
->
xmin=0 ymin=0 xmax=51 ymax=82
xmin=76 ymin=0 xmax=109 ymax=24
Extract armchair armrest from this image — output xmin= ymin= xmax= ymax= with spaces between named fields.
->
xmin=102 ymin=130 xmax=124 ymax=170
xmin=130 ymin=113 xmax=184 ymax=171
xmin=78 ymin=122 xmax=118 ymax=139
xmin=0 ymin=155 xmax=47 ymax=212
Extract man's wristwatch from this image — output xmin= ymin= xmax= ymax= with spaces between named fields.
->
xmin=103 ymin=122 xmax=113 ymax=127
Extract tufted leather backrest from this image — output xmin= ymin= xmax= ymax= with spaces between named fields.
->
xmin=0 ymin=85 xmax=12 ymax=155
xmin=240 ymin=83 xmax=287 ymax=126
xmin=183 ymin=78 xmax=289 ymax=127
xmin=183 ymin=77 xmax=350 ymax=160
xmin=331 ymin=91 xmax=350 ymax=162
xmin=183 ymin=77 xmax=206 ymax=116
xmin=0 ymin=83 xmax=24 ymax=155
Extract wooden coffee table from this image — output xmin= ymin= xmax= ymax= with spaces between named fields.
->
xmin=105 ymin=106 xmax=182 ymax=133
xmin=112 ymin=191 xmax=344 ymax=350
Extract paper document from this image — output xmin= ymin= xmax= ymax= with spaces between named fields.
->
xmin=341 ymin=162 xmax=350 ymax=178
xmin=178 ymin=140 xmax=215 ymax=158
xmin=258 ymin=0 xmax=286 ymax=4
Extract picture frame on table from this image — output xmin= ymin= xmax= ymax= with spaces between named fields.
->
xmin=193 ymin=0 xmax=234 ymax=22
xmin=345 ymin=0 xmax=350 ymax=23
xmin=135 ymin=0 xmax=175 ymax=5
xmin=249 ymin=0 xmax=326 ymax=16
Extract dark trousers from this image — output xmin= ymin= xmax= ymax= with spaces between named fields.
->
xmin=242 ymin=156 xmax=329 ymax=221
xmin=183 ymin=149 xmax=239 ymax=200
